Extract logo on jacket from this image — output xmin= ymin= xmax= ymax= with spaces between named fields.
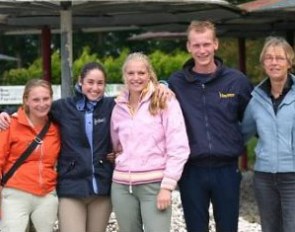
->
xmin=94 ymin=118 xmax=106 ymax=125
xmin=219 ymin=92 xmax=235 ymax=98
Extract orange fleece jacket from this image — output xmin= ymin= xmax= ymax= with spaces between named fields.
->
xmin=0 ymin=108 xmax=60 ymax=196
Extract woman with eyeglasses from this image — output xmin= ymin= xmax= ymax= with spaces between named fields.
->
xmin=242 ymin=36 xmax=295 ymax=232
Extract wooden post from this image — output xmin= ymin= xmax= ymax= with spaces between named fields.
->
xmin=41 ymin=26 xmax=51 ymax=82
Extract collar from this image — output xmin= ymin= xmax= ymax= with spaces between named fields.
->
xmin=183 ymin=56 xmax=224 ymax=83
xmin=260 ymin=74 xmax=293 ymax=97
xmin=76 ymin=98 xmax=99 ymax=112
xmin=74 ymin=83 xmax=101 ymax=112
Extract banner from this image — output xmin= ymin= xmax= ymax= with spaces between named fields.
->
xmin=0 ymin=84 xmax=124 ymax=105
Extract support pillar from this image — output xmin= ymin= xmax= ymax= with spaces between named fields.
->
xmin=60 ymin=1 xmax=73 ymax=98
xmin=238 ymin=37 xmax=248 ymax=170
xmin=41 ymin=26 xmax=51 ymax=82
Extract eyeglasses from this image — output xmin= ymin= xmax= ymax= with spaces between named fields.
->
xmin=264 ymin=56 xmax=287 ymax=63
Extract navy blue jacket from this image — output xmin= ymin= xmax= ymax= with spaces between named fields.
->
xmin=51 ymin=91 xmax=115 ymax=197
xmin=168 ymin=57 xmax=253 ymax=166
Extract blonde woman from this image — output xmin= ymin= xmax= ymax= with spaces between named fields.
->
xmin=110 ymin=52 xmax=190 ymax=232
xmin=0 ymin=79 xmax=60 ymax=232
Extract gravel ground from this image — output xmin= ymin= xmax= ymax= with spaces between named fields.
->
xmin=106 ymin=170 xmax=262 ymax=232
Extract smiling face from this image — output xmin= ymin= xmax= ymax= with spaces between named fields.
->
xmin=80 ymin=68 xmax=106 ymax=101
xmin=123 ymin=58 xmax=150 ymax=95
xmin=262 ymin=45 xmax=290 ymax=82
xmin=186 ymin=28 xmax=218 ymax=73
xmin=24 ymin=86 xmax=52 ymax=122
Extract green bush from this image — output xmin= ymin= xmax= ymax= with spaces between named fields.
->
xmin=2 ymin=59 xmax=42 ymax=85
xmin=246 ymin=137 xmax=257 ymax=167
xmin=103 ymin=48 xmax=129 ymax=84
xmin=149 ymin=50 xmax=190 ymax=80
xmin=1 ymin=39 xmax=264 ymax=86
xmin=72 ymin=46 xmax=101 ymax=83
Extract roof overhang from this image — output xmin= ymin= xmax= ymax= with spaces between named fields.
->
xmin=0 ymin=0 xmax=242 ymax=35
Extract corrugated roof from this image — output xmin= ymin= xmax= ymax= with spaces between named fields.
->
xmin=240 ymin=0 xmax=295 ymax=12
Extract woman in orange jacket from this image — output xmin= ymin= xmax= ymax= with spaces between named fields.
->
xmin=0 ymin=79 xmax=60 ymax=232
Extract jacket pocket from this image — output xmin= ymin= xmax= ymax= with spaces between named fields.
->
xmin=58 ymin=159 xmax=76 ymax=178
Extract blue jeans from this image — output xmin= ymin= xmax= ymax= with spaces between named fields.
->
xmin=179 ymin=163 xmax=241 ymax=232
xmin=254 ymin=171 xmax=295 ymax=232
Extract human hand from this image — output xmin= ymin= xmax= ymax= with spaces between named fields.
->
xmin=157 ymin=188 xmax=172 ymax=210
xmin=106 ymin=151 xmax=122 ymax=163
xmin=156 ymin=83 xmax=174 ymax=103
xmin=0 ymin=112 xmax=11 ymax=131
xmin=106 ymin=152 xmax=116 ymax=163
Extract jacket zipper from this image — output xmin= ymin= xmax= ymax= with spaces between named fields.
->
xmin=127 ymin=103 xmax=137 ymax=194
xmin=38 ymin=142 xmax=44 ymax=193
xmin=202 ymin=84 xmax=213 ymax=154
xmin=129 ymin=111 xmax=135 ymax=194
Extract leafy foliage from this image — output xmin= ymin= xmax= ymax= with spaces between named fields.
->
xmin=1 ymin=35 xmax=266 ymax=87
xmin=72 ymin=46 xmax=101 ymax=83
xmin=2 ymin=46 xmax=191 ymax=85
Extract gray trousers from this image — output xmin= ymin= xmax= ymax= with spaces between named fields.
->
xmin=111 ymin=182 xmax=172 ymax=232
xmin=254 ymin=171 xmax=295 ymax=232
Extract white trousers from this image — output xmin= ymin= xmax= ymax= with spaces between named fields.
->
xmin=1 ymin=187 xmax=58 ymax=232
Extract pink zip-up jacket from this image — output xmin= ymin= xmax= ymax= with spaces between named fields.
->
xmin=110 ymin=84 xmax=190 ymax=190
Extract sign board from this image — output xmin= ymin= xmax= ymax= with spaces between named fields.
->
xmin=0 ymin=85 xmax=61 ymax=105
xmin=0 ymin=84 xmax=124 ymax=105
xmin=105 ymin=84 xmax=124 ymax=97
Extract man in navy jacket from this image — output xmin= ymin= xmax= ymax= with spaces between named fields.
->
xmin=168 ymin=21 xmax=253 ymax=232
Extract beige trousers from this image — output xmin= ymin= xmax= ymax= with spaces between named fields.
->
xmin=1 ymin=187 xmax=58 ymax=232
xmin=58 ymin=196 xmax=112 ymax=232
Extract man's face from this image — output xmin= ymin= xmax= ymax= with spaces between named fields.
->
xmin=186 ymin=28 xmax=218 ymax=72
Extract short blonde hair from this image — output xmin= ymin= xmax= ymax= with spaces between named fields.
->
xmin=23 ymin=79 xmax=53 ymax=114
xmin=260 ymin=36 xmax=295 ymax=71
xmin=187 ymin=20 xmax=217 ymax=40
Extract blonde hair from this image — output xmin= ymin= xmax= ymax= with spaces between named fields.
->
xmin=122 ymin=52 xmax=166 ymax=115
xmin=260 ymin=36 xmax=295 ymax=71
xmin=187 ymin=20 xmax=217 ymax=40
xmin=23 ymin=79 xmax=53 ymax=114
